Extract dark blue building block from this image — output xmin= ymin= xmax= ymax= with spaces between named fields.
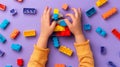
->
xmin=52 ymin=14 xmax=59 ymax=21
xmin=108 ymin=61 xmax=116 ymax=67
xmin=10 ymin=9 xmax=17 ymax=16
xmin=59 ymin=20 xmax=67 ymax=27
xmin=96 ymin=27 xmax=107 ymax=37
xmin=0 ymin=34 xmax=6 ymax=43
xmin=83 ymin=24 xmax=91 ymax=31
xmin=86 ymin=7 xmax=96 ymax=17
xmin=100 ymin=46 xmax=106 ymax=55
xmin=23 ymin=8 xmax=37 ymax=14
xmin=52 ymin=36 xmax=60 ymax=48
xmin=0 ymin=50 xmax=4 ymax=57
xmin=11 ymin=44 xmax=22 ymax=52
xmin=5 ymin=65 xmax=12 ymax=67
xmin=0 ymin=19 xmax=10 ymax=30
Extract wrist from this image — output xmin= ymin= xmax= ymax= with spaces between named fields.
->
xmin=74 ymin=33 xmax=86 ymax=43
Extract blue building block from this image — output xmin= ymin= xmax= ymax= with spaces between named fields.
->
xmin=0 ymin=19 xmax=10 ymax=30
xmin=23 ymin=8 xmax=37 ymax=14
xmin=100 ymin=46 xmax=106 ymax=55
xmin=5 ymin=65 xmax=12 ymax=67
xmin=52 ymin=36 xmax=60 ymax=48
xmin=0 ymin=34 xmax=6 ymax=43
xmin=11 ymin=44 xmax=22 ymax=52
xmin=108 ymin=61 xmax=116 ymax=67
xmin=52 ymin=14 xmax=59 ymax=21
xmin=83 ymin=24 xmax=91 ymax=31
xmin=59 ymin=20 xmax=67 ymax=27
xmin=0 ymin=50 xmax=4 ymax=57
xmin=10 ymin=9 xmax=17 ymax=16
xmin=86 ymin=7 xmax=96 ymax=17
xmin=96 ymin=27 xmax=107 ymax=37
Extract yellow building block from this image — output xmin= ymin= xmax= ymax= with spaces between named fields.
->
xmin=54 ymin=8 xmax=59 ymax=14
xmin=54 ymin=25 xmax=65 ymax=32
xmin=23 ymin=30 xmax=36 ymax=37
xmin=59 ymin=45 xmax=73 ymax=56
xmin=96 ymin=0 xmax=108 ymax=7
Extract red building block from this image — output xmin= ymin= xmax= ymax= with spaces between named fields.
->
xmin=17 ymin=58 xmax=24 ymax=66
xmin=112 ymin=29 xmax=120 ymax=40
xmin=54 ymin=64 xmax=65 ymax=67
xmin=0 ymin=3 xmax=6 ymax=11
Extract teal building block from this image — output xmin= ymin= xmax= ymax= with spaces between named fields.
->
xmin=0 ymin=34 xmax=6 ymax=43
xmin=0 ymin=19 xmax=10 ymax=30
xmin=5 ymin=65 xmax=12 ymax=67
xmin=96 ymin=27 xmax=107 ymax=37
xmin=86 ymin=7 xmax=96 ymax=17
xmin=11 ymin=44 xmax=22 ymax=52
xmin=52 ymin=14 xmax=59 ymax=21
xmin=83 ymin=24 xmax=91 ymax=31
xmin=59 ymin=20 xmax=67 ymax=27
xmin=52 ymin=36 xmax=60 ymax=48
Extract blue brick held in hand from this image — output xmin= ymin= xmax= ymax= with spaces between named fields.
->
xmin=52 ymin=36 xmax=60 ymax=48
xmin=0 ymin=19 xmax=10 ymax=30
xmin=23 ymin=8 xmax=37 ymax=14
xmin=108 ymin=61 xmax=116 ymax=67
xmin=100 ymin=46 xmax=106 ymax=55
xmin=0 ymin=49 xmax=4 ymax=57
xmin=96 ymin=27 xmax=107 ymax=37
xmin=59 ymin=20 xmax=67 ymax=26
xmin=52 ymin=14 xmax=59 ymax=21
xmin=0 ymin=34 xmax=6 ymax=43
xmin=86 ymin=7 xmax=96 ymax=17
xmin=5 ymin=65 xmax=12 ymax=67
xmin=83 ymin=24 xmax=91 ymax=31
xmin=10 ymin=9 xmax=17 ymax=16
xmin=11 ymin=44 xmax=22 ymax=52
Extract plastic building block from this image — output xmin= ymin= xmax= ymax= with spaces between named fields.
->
xmin=59 ymin=20 xmax=67 ymax=27
xmin=0 ymin=50 xmax=4 ymax=57
xmin=23 ymin=30 xmax=36 ymax=37
xmin=102 ymin=7 xmax=117 ymax=20
xmin=5 ymin=65 xmax=12 ymax=67
xmin=55 ymin=64 xmax=65 ymax=67
xmin=62 ymin=4 xmax=69 ymax=10
xmin=86 ymin=7 xmax=96 ymax=17
xmin=59 ymin=45 xmax=73 ymax=56
xmin=112 ymin=29 xmax=120 ymax=40
xmin=10 ymin=9 xmax=17 ymax=16
xmin=11 ymin=44 xmax=22 ymax=52
xmin=23 ymin=8 xmax=37 ymax=14
xmin=16 ymin=0 xmax=23 ymax=2
xmin=54 ymin=25 xmax=65 ymax=32
xmin=0 ymin=34 xmax=6 ymax=43
xmin=96 ymin=0 xmax=108 ymax=7
xmin=52 ymin=36 xmax=60 ymax=48
xmin=10 ymin=29 xmax=20 ymax=39
xmin=0 ymin=19 xmax=10 ymax=30
xmin=0 ymin=3 xmax=6 ymax=11
xmin=17 ymin=58 xmax=24 ymax=66
xmin=54 ymin=9 xmax=59 ymax=14
xmin=52 ymin=14 xmax=59 ymax=21
xmin=58 ymin=13 xmax=64 ymax=18
xmin=100 ymin=46 xmax=106 ymax=55
xmin=108 ymin=61 xmax=116 ymax=67
xmin=96 ymin=27 xmax=107 ymax=37
xmin=83 ymin=24 xmax=91 ymax=31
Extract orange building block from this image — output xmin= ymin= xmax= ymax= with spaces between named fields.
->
xmin=102 ymin=7 xmax=117 ymax=20
xmin=54 ymin=64 xmax=65 ymax=67
xmin=0 ymin=3 xmax=6 ymax=11
xmin=62 ymin=4 xmax=69 ymax=10
xmin=10 ymin=29 xmax=20 ymax=39
xmin=23 ymin=30 xmax=36 ymax=37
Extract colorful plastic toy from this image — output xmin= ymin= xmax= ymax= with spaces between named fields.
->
xmin=17 ymin=58 xmax=24 ymax=66
xmin=23 ymin=8 xmax=37 ymax=14
xmin=59 ymin=45 xmax=73 ymax=56
xmin=5 ymin=65 xmax=12 ymax=67
xmin=54 ymin=9 xmax=59 ymax=14
xmin=83 ymin=24 xmax=91 ymax=31
xmin=11 ymin=44 xmax=22 ymax=52
xmin=0 ymin=34 xmax=6 ymax=43
xmin=62 ymin=3 xmax=69 ymax=10
xmin=10 ymin=29 xmax=20 ymax=39
xmin=54 ymin=25 xmax=65 ymax=32
xmin=96 ymin=0 xmax=108 ymax=7
xmin=10 ymin=9 xmax=17 ymax=16
xmin=112 ymin=29 xmax=120 ymax=40
xmin=102 ymin=7 xmax=117 ymax=20
xmin=55 ymin=64 xmax=65 ymax=67
xmin=86 ymin=7 xmax=96 ymax=17
xmin=52 ymin=36 xmax=60 ymax=48
xmin=23 ymin=30 xmax=36 ymax=37
xmin=0 ymin=3 xmax=6 ymax=11
xmin=96 ymin=27 xmax=107 ymax=37
xmin=0 ymin=19 xmax=10 ymax=30
xmin=59 ymin=20 xmax=67 ymax=27
xmin=52 ymin=14 xmax=59 ymax=21
xmin=0 ymin=49 xmax=4 ymax=57
xmin=108 ymin=61 xmax=116 ymax=67
xmin=100 ymin=46 xmax=106 ymax=55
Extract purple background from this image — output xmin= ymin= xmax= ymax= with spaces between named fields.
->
xmin=0 ymin=0 xmax=120 ymax=67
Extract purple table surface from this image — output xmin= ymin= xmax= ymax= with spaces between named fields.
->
xmin=0 ymin=0 xmax=120 ymax=67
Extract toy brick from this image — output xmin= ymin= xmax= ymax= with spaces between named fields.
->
xmin=58 ymin=13 xmax=64 ymax=18
xmin=86 ymin=7 xmax=96 ymax=17
xmin=17 ymin=0 xmax=23 ymax=2
xmin=10 ymin=29 xmax=20 ymax=39
xmin=100 ymin=46 xmax=106 ymax=55
xmin=96 ymin=27 xmax=107 ymax=37
xmin=59 ymin=20 xmax=67 ymax=27
xmin=52 ymin=14 xmax=59 ymax=21
xmin=108 ymin=61 xmax=116 ymax=67
xmin=112 ymin=29 xmax=120 ymax=40
xmin=0 ymin=34 xmax=6 ymax=43
xmin=52 ymin=36 xmax=60 ymax=48
xmin=54 ymin=25 xmax=65 ymax=32
xmin=11 ymin=44 xmax=22 ymax=52
xmin=17 ymin=58 xmax=24 ymax=66
xmin=62 ymin=4 xmax=69 ymax=10
xmin=0 ymin=3 xmax=6 ymax=11
xmin=5 ymin=65 xmax=12 ymax=67
xmin=23 ymin=8 xmax=37 ymax=14
xmin=0 ymin=19 xmax=10 ymax=30
xmin=102 ymin=7 xmax=117 ymax=20
xmin=83 ymin=24 xmax=91 ymax=31
xmin=55 ymin=64 xmax=65 ymax=67
xmin=59 ymin=45 xmax=73 ymax=56
xmin=23 ymin=30 xmax=36 ymax=37
xmin=10 ymin=9 xmax=17 ymax=16
xmin=54 ymin=8 xmax=59 ymax=14
xmin=0 ymin=49 xmax=5 ymax=57
xmin=96 ymin=0 xmax=108 ymax=7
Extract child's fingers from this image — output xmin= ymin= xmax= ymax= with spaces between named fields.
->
xmin=64 ymin=19 xmax=72 ymax=27
xmin=43 ymin=6 xmax=48 ymax=14
xmin=66 ymin=14 xmax=75 ymax=20
xmin=51 ymin=21 xmax=57 ymax=29
xmin=78 ymin=8 xmax=81 ymax=17
xmin=47 ymin=7 xmax=52 ymax=16
xmin=71 ymin=8 xmax=79 ymax=17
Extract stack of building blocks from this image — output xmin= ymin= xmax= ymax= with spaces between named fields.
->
xmin=55 ymin=64 xmax=65 ymax=67
xmin=83 ymin=24 xmax=92 ymax=31
xmin=54 ymin=25 xmax=65 ymax=32
xmin=0 ymin=34 xmax=6 ymax=43
xmin=10 ymin=29 xmax=20 ymax=39
xmin=5 ymin=65 xmax=12 ymax=67
xmin=112 ymin=29 xmax=120 ymax=40
xmin=59 ymin=45 xmax=73 ymax=56
xmin=108 ymin=61 xmax=116 ymax=67
xmin=100 ymin=46 xmax=107 ymax=55
xmin=0 ymin=49 xmax=5 ymax=57
xmin=96 ymin=27 xmax=107 ymax=37
xmin=10 ymin=9 xmax=17 ymax=16
xmin=102 ymin=7 xmax=117 ymax=20
xmin=52 ymin=36 xmax=60 ymax=48
xmin=23 ymin=30 xmax=36 ymax=37
xmin=0 ymin=3 xmax=6 ymax=11
xmin=23 ymin=8 xmax=37 ymax=15
xmin=17 ymin=58 xmax=24 ymax=66
xmin=11 ymin=44 xmax=22 ymax=52
xmin=62 ymin=4 xmax=69 ymax=10
xmin=0 ymin=19 xmax=10 ymax=30
xmin=96 ymin=0 xmax=108 ymax=7
xmin=86 ymin=7 xmax=96 ymax=17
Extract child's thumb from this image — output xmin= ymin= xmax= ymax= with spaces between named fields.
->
xmin=51 ymin=21 xmax=56 ymax=28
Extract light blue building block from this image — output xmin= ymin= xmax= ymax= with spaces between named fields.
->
xmin=5 ymin=65 xmax=12 ymax=67
xmin=96 ymin=27 xmax=107 ymax=37
xmin=59 ymin=20 xmax=67 ymax=27
xmin=86 ymin=7 xmax=96 ymax=17
xmin=83 ymin=24 xmax=91 ymax=31
xmin=52 ymin=14 xmax=59 ymax=21
xmin=52 ymin=36 xmax=60 ymax=48
xmin=0 ymin=34 xmax=6 ymax=43
xmin=0 ymin=19 xmax=10 ymax=30
xmin=11 ymin=44 xmax=22 ymax=52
